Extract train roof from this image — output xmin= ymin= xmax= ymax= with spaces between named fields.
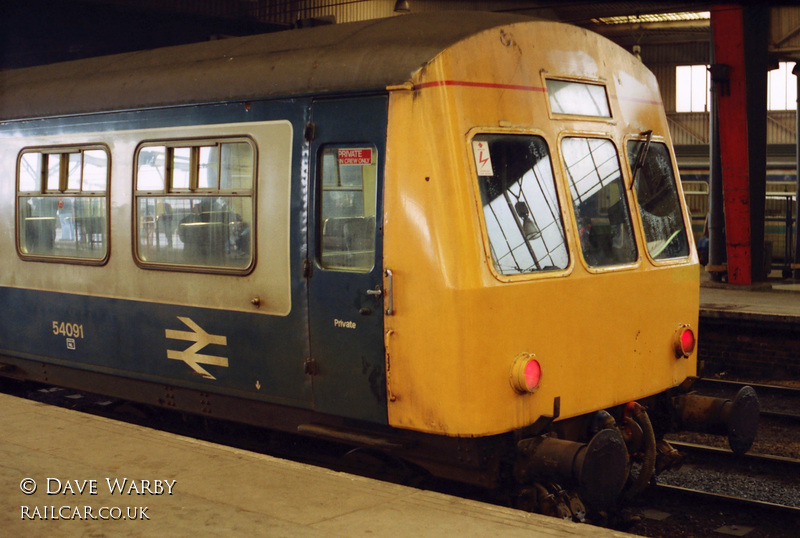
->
xmin=0 ymin=12 xmax=534 ymax=121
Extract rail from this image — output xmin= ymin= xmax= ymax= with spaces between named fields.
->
xmin=652 ymin=440 xmax=800 ymax=520
xmin=652 ymin=483 xmax=800 ymax=517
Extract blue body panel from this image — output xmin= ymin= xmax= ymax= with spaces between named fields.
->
xmin=0 ymin=94 xmax=390 ymax=424
xmin=0 ymin=287 xmax=311 ymax=406
xmin=307 ymin=96 xmax=388 ymax=422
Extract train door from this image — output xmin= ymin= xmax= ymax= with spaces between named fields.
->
xmin=307 ymin=96 xmax=388 ymax=424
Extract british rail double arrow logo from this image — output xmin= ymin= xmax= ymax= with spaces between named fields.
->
xmin=165 ymin=317 xmax=229 ymax=380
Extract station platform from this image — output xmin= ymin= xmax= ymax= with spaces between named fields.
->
xmin=0 ymin=393 xmax=631 ymax=537
xmin=698 ymin=272 xmax=800 ymax=379
xmin=700 ymin=278 xmax=800 ymax=322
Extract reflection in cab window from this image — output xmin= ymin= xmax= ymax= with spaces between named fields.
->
xmin=627 ymin=140 xmax=690 ymax=260
xmin=135 ymin=140 xmax=254 ymax=271
xmin=319 ymin=146 xmax=377 ymax=272
xmin=473 ymin=134 xmax=568 ymax=275
xmin=561 ymin=138 xmax=637 ymax=267
xmin=17 ymin=147 xmax=109 ymax=261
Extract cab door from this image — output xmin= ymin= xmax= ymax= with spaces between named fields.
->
xmin=307 ymin=96 xmax=388 ymax=424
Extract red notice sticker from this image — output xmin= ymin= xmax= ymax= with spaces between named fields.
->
xmin=338 ymin=148 xmax=373 ymax=165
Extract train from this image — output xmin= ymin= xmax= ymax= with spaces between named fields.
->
xmin=0 ymin=12 xmax=759 ymax=518
xmin=680 ymin=170 xmax=797 ymax=275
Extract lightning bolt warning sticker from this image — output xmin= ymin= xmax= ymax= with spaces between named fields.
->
xmin=472 ymin=141 xmax=494 ymax=176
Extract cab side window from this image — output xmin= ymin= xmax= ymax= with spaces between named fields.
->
xmin=17 ymin=146 xmax=109 ymax=263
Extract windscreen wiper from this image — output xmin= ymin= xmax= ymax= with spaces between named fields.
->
xmin=630 ymin=130 xmax=653 ymax=191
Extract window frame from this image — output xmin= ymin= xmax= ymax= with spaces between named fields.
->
xmin=768 ymin=61 xmax=798 ymax=111
xmin=625 ymin=135 xmax=692 ymax=264
xmin=15 ymin=144 xmax=111 ymax=265
xmin=559 ymin=134 xmax=640 ymax=271
xmin=544 ymin=77 xmax=613 ymax=120
xmin=675 ymin=64 xmax=710 ymax=113
xmin=469 ymin=129 xmax=572 ymax=280
xmin=133 ymin=136 xmax=257 ymax=275
xmin=316 ymin=144 xmax=379 ymax=274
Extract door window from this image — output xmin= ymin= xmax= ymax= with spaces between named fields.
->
xmin=318 ymin=146 xmax=378 ymax=272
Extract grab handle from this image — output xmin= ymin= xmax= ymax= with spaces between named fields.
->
xmin=384 ymin=269 xmax=393 ymax=315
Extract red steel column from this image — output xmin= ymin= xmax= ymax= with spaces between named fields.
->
xmin=711 ymin=5 xmax=752 ymax=284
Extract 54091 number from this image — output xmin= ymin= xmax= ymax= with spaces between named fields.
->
xmin=52 ymin=321 xmax=84 ymax=339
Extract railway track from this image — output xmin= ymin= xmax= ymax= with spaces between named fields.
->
xmin=8 ymin=378 xmax=800 ymax=535
xmin=653 ymin=482 xmax=800 ymax=515
xmin=654 ymin=440 xmax=800 ymax=515
xmin=637 ymin=481 xmax=800 ymax=536
xmin=669 ymin=440 xmax=800 ymax=492
xmin=628 ymin=379 xmax=800 ymax=534
xmin=624 ymin=438 xmax=800 ymax=536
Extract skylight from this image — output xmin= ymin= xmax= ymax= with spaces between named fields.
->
xmin=592 ymin=11 xmax=710 ymax=25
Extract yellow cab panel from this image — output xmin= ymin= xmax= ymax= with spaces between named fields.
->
xmin=382 ymin=20 xmax=698 ymax=436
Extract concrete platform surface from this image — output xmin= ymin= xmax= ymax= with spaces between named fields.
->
xmin=700 ymin=283 xmax=800 ymax=322
xmin=1 ymin=393 xmax=631 ymax=537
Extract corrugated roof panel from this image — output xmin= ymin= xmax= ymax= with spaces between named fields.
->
xmin=770 ymin=7 xmax=800 ymax=61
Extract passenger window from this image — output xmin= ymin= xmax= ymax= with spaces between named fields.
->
xmin=318 ymin=146 xmax=377 ymax=272
xmin=135 ymin=139 xmax=255 ymax=272
xmin=561 ymin=138 xmax=638 ymax=267
xmin=627 ymin=140 xmax=690 ymax=260
xmin=473 ymin=134 xmax=569 ymax=275
xmin=17 ymin=146 xmax=109 ymax=262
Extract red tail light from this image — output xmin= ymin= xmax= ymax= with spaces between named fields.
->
xmin=674 ymin=325 xmax=695 ymax=358
xmin=510 ymin=353 xmax=542 ymax=393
